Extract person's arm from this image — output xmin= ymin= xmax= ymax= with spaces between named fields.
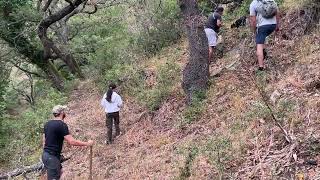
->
xmin=250 ymin=16 xmax=257 ymax=32
xmin=64 ymin=135 xmax=93 ymax=146
xmin=62 ymin=123 xmax=93 ymax=147
xmin=249 ymin=2 xmax=257 ymax=33
xmin=276 ymin=10 xmax=280 ymax=32
xmin=42 ymin=135 xmax=45 ymax=148
xmin=100 ymin=94 xmax=106 ymax=108
xmin=117 ymin=95 xmax=123 ymax=108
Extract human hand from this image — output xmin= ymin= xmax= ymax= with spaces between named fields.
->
xmin=276 ymin=24 xmax=280 ymax=32
xmin=87 ymin=140 xmax=94 ymax=146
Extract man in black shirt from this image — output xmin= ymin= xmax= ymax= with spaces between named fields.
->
xmin=204 ymin=7 xmax=224 ymax=64
xmin=42 ymin=105 xmax=94 ymax=180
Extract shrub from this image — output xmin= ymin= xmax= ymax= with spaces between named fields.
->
xmin=133 ymin=0 xmax=182 ymax=55
xmin=139 ymin=60 xmax=180 ymax=111
xmin=0 ymin=81 xmax=66 ymax=165
xmin=103 ymin=63 xmax=145 ymax=96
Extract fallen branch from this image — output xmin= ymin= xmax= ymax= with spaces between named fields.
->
xmin=0 ymin=162 xmax=43 ymax=179
xmin=0 ymin=156 xmax=70 ymax=179
xmin=240 ymin=38 xmax=293 ymax=144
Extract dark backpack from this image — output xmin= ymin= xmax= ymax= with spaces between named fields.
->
xmin=257 ymin=0 xmax=278 ymax=19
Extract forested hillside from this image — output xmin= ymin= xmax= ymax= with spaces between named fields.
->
xmin=0 ymin=0 xmax=319 ymax=179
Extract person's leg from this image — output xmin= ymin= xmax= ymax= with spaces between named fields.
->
xmin=106 ymin=113 xmax=113 ymax=143
xmin=205 ymin=28 xmax=217 ymax=64
xmin=42 ymin=152 xmax=62 ymax=180
xmin=256 ymin=25 xmax=277 ymax=70
xmin=208 ymin=46 xmax=214 ymax=64
xmin=256 ymin=44 xmax=265 ymax=69
xmin=256 ymin=26 xmax=267 ymax=69
xmin=114 ymin=112 xmax=120 ymax=136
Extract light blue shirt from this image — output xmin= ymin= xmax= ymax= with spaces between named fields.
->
xmin=250 ymin=0 xmax=277 ymax=27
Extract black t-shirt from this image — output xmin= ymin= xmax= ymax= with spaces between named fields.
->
xmin=43 ymin=120 xmax=69 ymax=157
xmin=205 ymin=12 xmax=222 ymax=33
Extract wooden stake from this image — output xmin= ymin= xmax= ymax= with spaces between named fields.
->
xmin=89 ymin=146 xmax=93 ymax=180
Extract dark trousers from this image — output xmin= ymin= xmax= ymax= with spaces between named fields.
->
xmin=106 ymin=112 xmax=120 ymax=142
xmin=42 ymin=152 xmax=62 ymax=180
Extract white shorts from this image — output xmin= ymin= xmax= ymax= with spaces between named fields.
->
xmin=204 ymin=28 xmax=218 ymax=47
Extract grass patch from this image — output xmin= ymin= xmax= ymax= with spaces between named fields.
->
xmin=139 ymin=60 xmax=180 ymax=111
xmin=176 ymin=145 xmax=199 ymax=180
xmin=179 ymin=91 xmax=207 ymax=126
xmin=202 ymin=136 xmax=233 ymax=178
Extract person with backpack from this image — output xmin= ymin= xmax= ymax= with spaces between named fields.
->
xmin=42 ymin=105 xmax=94 ymax=180
xmin=250 ymin=0 xmax=280 ymax=71
xmin=100 ymin=83 xmax=123 ymax=144
xmin=204 ymin=6 xmax=224 ymax=64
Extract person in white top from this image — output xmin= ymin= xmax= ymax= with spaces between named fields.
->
xmin=100 ymin=83 xmax=123 ymax=144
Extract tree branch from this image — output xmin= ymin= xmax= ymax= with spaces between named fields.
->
xmin=0 ymin=157 xmax=70 ymax=179
xmin=11 ymin=63 xmax=45 ymax=78
xmin=42 ymin=0 xmax=54 ymax=12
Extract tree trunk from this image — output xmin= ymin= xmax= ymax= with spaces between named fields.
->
xmin=37 ymin=0 xmax=86 ymax=79
xmin=53 ymin=20 xmax=85 ymax=79
xmin=51 ymin=44 xmax=84 ymax=78
xmin=179 ymin=0 xmax=210 ymax=103
xmin=1 ymin=5 xmax=65 ymax=91
xmin=41 ymin=61 xmax=65 ymax=91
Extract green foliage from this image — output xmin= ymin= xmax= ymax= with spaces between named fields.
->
xmin=246 ymin=100 xmax=271 ymax=120
xmin=198 ymin=0 xmax=214 ymax=15
xmin=176 ymin=137 xmax=233 ymax=179
xmin=180 ymin=91 xmax=207 ymax=125
xmin=176 ymin=145 xmax=199 ymax=180
xmin=0 ymin=0 xmax=31 ymax=9
xmin=134 ymin=0 xmax=182 ymax=55
xmin=222 ymin=0 xmax=251 ymax=21
xmin=224 ymin=0 xmax=284 ymax=21
xmin=275 ymin=99 xmax=296 ymax=120
xmin=0 ymin=62 xmax=10 ymax=164
xmin=103 ymin=63 xmax=145 ymax=96
xmin=202 ymin=136 xmax=233 ymax=176
xmin=0 ymin=81 xmax=66 ymax=165
xmin=139 ymin=60 xmax=180 ymax=111
xmin=70 ymin=6 xmax=132 ymax=83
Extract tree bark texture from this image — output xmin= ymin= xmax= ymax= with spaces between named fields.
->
xmin=179 ymin=0 xmax=210 ymax=102
xmin=0 ymin=6 xmax=65 ymax=90
xmin=38 ymin=0 xmax=86 ymax=79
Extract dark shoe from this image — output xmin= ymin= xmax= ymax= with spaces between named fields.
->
xmin=105 ymin=140 xmax=112 ymax=145
xmin=115 ymin=131 xmax=121 ymax=137
xmin=258 ymin=67 xmax=265 ymax=71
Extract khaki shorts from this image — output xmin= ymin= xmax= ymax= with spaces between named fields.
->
xmin=204 ymin=28 xmax=218 ymax=47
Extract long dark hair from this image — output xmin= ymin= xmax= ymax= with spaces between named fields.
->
xmin=106 ymin=83 xmax=117 ymax=103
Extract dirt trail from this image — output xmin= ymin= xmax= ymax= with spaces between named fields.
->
xmin=60 ymin=81 xmax=189 ymax=179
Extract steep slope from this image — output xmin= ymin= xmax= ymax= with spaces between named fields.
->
xmin=44 ymin=3 xmax=319 ymax=180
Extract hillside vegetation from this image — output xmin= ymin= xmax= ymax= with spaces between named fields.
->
xmin=0 ymin=0 xmax=319 ymax=179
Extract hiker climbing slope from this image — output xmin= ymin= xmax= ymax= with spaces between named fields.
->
xmin=42 ymin=105 xmax=94 ymax=180
xmin=204 ymin=6 xmax=224 ymax=64
xmin=250 ymin=0 xmax=280 ymax=71
xmin=101 ymin=83 xmax=123 ymax=144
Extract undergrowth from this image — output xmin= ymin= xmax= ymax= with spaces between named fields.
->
xmin=139 ymin=60 xmax=180 ymax=111
xmin=179 ymin=90 xmax=207 ymax=127
xmin=0 ymin=80 xmax=67 ymax=167
xmin=176 ymin=145 xmax=199 ymax=180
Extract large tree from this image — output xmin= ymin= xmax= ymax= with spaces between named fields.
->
xmin=0 ymin=0 xmax=101 ymax=90
xmin=178 ymin=0 xmax=210 ymax=102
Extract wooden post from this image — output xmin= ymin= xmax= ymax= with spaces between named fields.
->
xmin=89 ymin=146 xmax=93 ymax=180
